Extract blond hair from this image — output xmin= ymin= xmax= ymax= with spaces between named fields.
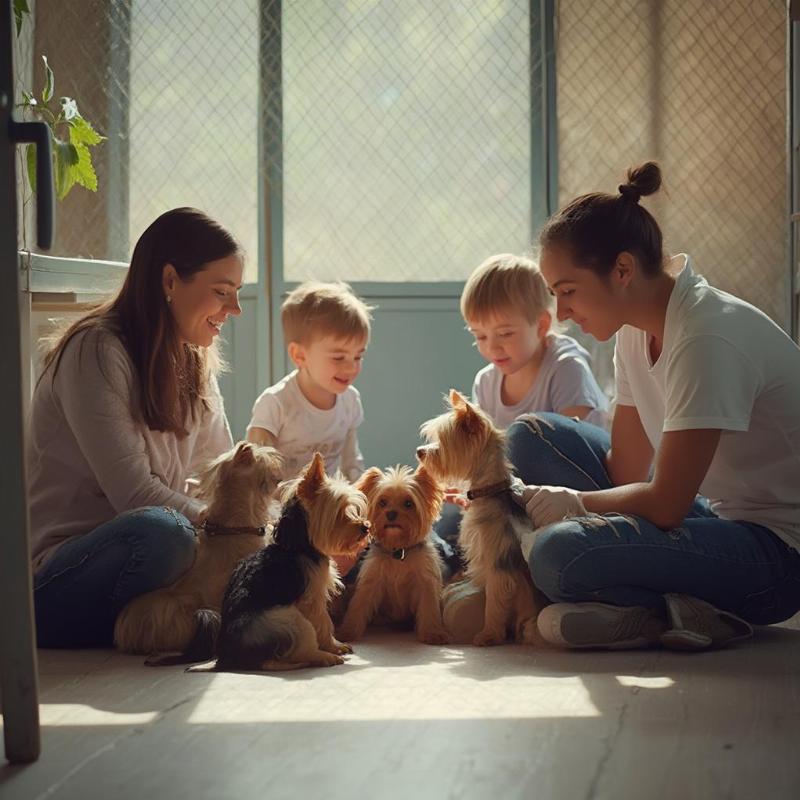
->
xmin=281 ymin=281 xmax=373 ymax=345
xmin=460 ymin=254 xmax=552 ymax=325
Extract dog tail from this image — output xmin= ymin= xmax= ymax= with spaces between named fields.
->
xmin=145 ymin=609 xmax=221 ymax=667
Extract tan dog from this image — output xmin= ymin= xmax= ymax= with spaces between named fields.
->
xmin=114 ymin=441 xmax=284 ymax=660
xmin=417 ymin=390 xmax=543 ymax=646
xmin=338 ymin=465 xmax=448 ymax=644
xmin=211 ymin=452 xmax=371 ymax=671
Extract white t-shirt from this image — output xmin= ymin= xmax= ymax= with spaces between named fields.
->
xmin=614 ymin=254 xmax=800 ymax=550
xmin=472 ymin=333 xmax=609 ymax=429
xmin=28 ymin=328 xmax=233 ymax=570
xmin=248 ymin=370 xmax=364 ymax=480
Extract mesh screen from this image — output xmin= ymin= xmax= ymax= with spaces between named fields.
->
xmin=281 ymin=1 xmax=533 ymax=282
xmin=557 ymin=0 xmax=787 ymax=328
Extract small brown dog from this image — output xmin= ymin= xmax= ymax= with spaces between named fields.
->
xmin=417 ymin=389 xmax=542 ymax=646
xmin=114 ymin=441 xmax=284 ymax=660
xmin=211 ymin=452 xmax=371 ymax=671
xmin=337 ymin=465 xmax=449 ymax=644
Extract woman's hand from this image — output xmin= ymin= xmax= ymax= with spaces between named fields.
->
xmin=512 ymin=485 xmax=586 ymax=526
xmin=444 ymin=489 xmax=470 ymax=509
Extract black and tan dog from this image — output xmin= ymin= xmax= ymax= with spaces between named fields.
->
xmin=337 ymin=465 xmax=448 ymax=644
xmin=212 ymin=452 xmax=370 ymax=671
xmin=417 ymin=389 xmax=544 ymax=646
xmin=114 ymin=441 xmax=284 ymax=662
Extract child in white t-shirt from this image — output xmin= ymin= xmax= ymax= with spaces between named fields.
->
xmin=462 ymin=253 xmax=608 ymax=429
xmin=247 ymin=282 xmax=373 ymax=482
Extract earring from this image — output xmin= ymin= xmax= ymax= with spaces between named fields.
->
xmin=165 ymin=295 xmax=172 ymax=304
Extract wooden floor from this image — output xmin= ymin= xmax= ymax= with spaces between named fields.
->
xmin=3 ymin=617 xmax=800 ymax=800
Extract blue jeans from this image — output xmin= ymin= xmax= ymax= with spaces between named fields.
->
xmin=34 ymin=506 xmax=197 ymax=648
xmin=506 ymin=413 xmax=800 ymax=625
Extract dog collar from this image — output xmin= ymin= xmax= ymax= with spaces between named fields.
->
xmin=466 ymin=479 xmax=512 ymax=501
xmin=199 ymin=521 xmax=267 ymax=537
xmin=373 ymin=540 xmax=426 ymax=561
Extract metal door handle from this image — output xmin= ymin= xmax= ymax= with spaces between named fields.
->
xmin=9 ymin=120 xmax=54 ymax=250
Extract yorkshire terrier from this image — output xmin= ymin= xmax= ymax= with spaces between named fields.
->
xmin=337 ymin=465 xmax=449 ymax=644
xmin=417 ymin=389 xmax=543 ymax=646
xmin=114 ymin=441 xmax=284 ymax=662
xmin=212 ymin=452 xmax=370 ymax=671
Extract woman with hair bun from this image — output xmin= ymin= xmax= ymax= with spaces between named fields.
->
xmin=508 ymin=162 xmax=800 ymax=650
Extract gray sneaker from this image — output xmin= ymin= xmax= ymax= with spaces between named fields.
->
xmin=660 ymin=593 xmax=753 ymax=651
xmin=536 ymin=602 xmax=666 ymax=649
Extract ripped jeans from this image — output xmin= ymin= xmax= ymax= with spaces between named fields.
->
xmin=34 ymin=506 xmax=197 ymax=648
xmin=507 ymin=413 xmax=800 ymax=625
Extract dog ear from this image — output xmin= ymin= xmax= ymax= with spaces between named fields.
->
xmin=261 ymin=447 xmax=285 ymax=482
xmin=233 ymin=441 xmax=255 ymax=464
xmin=355 ymin=466 xmax=383 ymax=500
xmin=298 ymin=452 xmax=326 ymax=502
xmin=414 ymin=464 xmax=444 ymax=503
xmin=456 ymin=400 xmax=485 ymax=436
xmin=448 ymin=388 xmax=467 ymax=409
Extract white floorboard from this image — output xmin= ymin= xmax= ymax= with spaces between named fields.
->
xmin=3 ymin=617 xmax=800 ymax=800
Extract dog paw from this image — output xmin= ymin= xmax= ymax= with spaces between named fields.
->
xmin=419 ymin=629 xmax=450 ymax=645
xmin=315 ymin=652 xmax=346 ymax=667
xmin=333 ymin=639 xmax=353 ymax=656
xmin=327 ymin=638 xmax=353 ymax=655
xmin=473 ymin=629 xmax=506 ymax=647
xmin=518 ymin=618 xmax=542 ymax=646
xmin=335 ymin=626 xmax=362 ymax=644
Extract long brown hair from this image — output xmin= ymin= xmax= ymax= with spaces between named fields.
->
xmin=44 ymin=208 xmax=241 ymax=436
xmin=540 ymin=161 xmax=664 ymax=278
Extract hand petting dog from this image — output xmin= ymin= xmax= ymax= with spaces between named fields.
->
xmin=513 ymin=485 xmax=587 ymax=527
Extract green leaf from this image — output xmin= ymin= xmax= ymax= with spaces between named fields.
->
xmin=41 ymin=55 xmax=54 ymax=103
xmin=14 ymin=0 xmax=30 ymax=37
xmin=21 ymin=90 xmax=37 ymax=108
xmin=71 ymin=143 xmax=99 ymax=192
xmin=26 ymin=143 xmax=36 ymax=194
xmin=69 ymin=120 xmax=101 ymax=193
xmin=70 ymin=115 xmax=104 ymax=146
xmin=53 ymin=139 xmax=79 ymax=200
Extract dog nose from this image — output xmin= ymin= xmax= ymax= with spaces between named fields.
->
xmin=416 ymin=446 xmax=427 ymax=460
xmin=358 ymin=522 xmax=370 ymax=538
xmin=386 ymin=510 xmax=398 ymax=521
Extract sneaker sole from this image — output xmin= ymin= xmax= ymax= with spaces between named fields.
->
xmin=537 ymin=603 xmax=652 ymax=650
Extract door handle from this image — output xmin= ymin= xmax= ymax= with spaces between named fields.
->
xmin=9 ymin=120 xmax=54 ymax=250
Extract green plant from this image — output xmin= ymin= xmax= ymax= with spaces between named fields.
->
xmin=15 ymin=1 xmax=105 ymax=200
xmin=13 ymin=0 xmax=29 ymax=34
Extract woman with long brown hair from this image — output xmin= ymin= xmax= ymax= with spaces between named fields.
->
xmin=30 ymin=207 xmax=243 ymax=647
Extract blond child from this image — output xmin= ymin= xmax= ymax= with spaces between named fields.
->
xmin=247 ymin=282 xmax=372 ymax=483
xmin=437 ymin=255 xmax=610 ymax=634
xmin=462 ymin=253 xmax=608 ymax=429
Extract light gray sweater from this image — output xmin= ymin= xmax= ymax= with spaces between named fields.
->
xmin=27 ymin=328 xmax=232 ymax=570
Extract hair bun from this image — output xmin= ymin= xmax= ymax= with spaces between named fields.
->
xmin=624 ymin=161 xmax=662 ymax=199
xmin=618 ymin=183 xmax=641 ymax=203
